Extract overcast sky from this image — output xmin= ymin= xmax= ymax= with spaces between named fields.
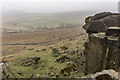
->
xmin=1 ymin=0 xmax=119 ymax=2
xmin=1 ymin=0 xmax=119 ymax=13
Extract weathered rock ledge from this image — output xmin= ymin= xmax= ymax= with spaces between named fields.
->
xmin=83 ymin=12 xmax=120 ymax=75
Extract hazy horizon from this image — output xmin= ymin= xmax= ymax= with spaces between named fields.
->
xmin=2 ymin=2 xmax=118 ymax=14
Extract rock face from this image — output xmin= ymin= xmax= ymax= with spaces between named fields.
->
xmin=83 ymin=12 xmax=120 ymax=74
xmin=83 ymin=12 xmax=120 ymax=33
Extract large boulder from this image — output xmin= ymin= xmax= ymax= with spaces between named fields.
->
xmin=83 ymin=12 xmax=120 ymax=33
xmin=82 ymin=69 xmax=119 ymax=80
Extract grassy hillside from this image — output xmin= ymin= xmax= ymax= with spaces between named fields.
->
xmin=2 ymin=10 xmax=91 ymax=78
xmin=2 ymin=27 xmax=87 ymax=78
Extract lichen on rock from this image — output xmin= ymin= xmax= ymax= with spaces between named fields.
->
xmin=83 ymin=12 xmax=120 ymax=75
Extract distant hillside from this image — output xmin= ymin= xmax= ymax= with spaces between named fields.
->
xmin=2 ymin=10 xmax=96 ymax=31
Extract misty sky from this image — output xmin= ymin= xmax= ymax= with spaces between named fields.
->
xmin=2 ymin=2 xmax=119 ymax=13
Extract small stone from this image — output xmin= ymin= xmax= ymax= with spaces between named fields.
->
xmin=41 ymin=48 xmax=46 ymax=51
xmin=28 ymin=48 xmax=34 ymax=50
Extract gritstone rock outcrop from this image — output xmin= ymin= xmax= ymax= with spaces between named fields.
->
xmin=83 ymin=12 xmax=120 ymax=33
xmin=83 ymin=12 xmax=120 ymax=74
xmin=82 ymin=69 xmax=119 ymax=80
